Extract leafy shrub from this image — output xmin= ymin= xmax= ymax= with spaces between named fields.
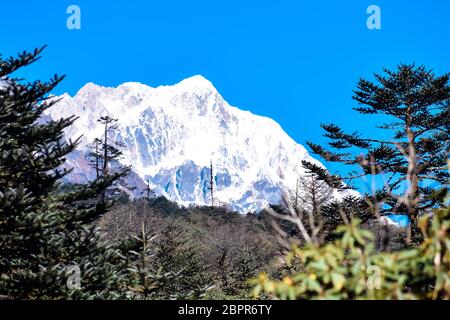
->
xmin=251 ymin=204 xmax=450 ymax=300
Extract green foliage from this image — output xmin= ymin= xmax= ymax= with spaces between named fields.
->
xmin=0 ymin=48 xmax=129 ymax=299
xmin=151 ymin=222 xmax=211 ymax=299
xmin=251 ymin=204 xmax=450 ymax=300
xmin=321 ymin=195 xmax=374 ymax=242
xmin=259 ymin=195 xmax=374 ymax=246
xmin=116 ymin=223 xmax=176 ymax=300
xmin=2 ymin=49 xmax=447 ymax=301
xmin=304 ymin=64 xmax=450 ymax=242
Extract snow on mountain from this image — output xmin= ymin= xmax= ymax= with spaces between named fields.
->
xmin=0 ymin=77 xmax=9 ymax=89
xmin=45 ymin=75 xmax=336 ymax=213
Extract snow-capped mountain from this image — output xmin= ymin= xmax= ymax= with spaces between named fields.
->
xmin=46 ymin=75 xmax=331 ymax=213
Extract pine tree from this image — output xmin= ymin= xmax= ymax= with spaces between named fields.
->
xmin=304 ymin=64 xmax=450 ymax=243
xmin=208 ymin=160 xmax=214 ymax=206
xmin=321 ymin=195 xmax=374 ymax=242
xmin=125 ymin=222 xmax=173 ymax=299
xmin=0 ymin=47 xmax=129 ymax=299
xmin=88 ymin=137 xmax=102 ymax=179
xmin=143 ymin=180 xmax=156 ymax=200
xmin=89 ymin=116 xmax=131 ymax=203
xmin=152 ymin=222 xmax=211 ymax=299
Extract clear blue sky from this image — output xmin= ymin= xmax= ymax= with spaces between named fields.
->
xmin=1 ymin=0 xmax=449 ymax=189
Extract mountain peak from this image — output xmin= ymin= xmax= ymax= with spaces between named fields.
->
xmin=175 ymin=75 xmax=216 ymax=91
xmin=48 ymin=75 xmax=330 ymax=213
xmin=76 ymin=82 xmax=105 ymax=96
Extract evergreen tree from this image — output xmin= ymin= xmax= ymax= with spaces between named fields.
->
xmin=88 ymin=116 xmax=131 ymax=203
xmin=143 ymin=180 xmax=156 ymax=200
xmin=208 ymin=160 xmax=214 ymax=206
xmin=321 ymin=195 xmax=374 ymax=242
xmin=124 ymin=223 xmax=174 ymax=299
xmin=88 ymin=137 xmax=102 ymax=179
xmin=304 ymin=64 xmax=450 ymax=243
xmin=0 ymin=47 xmax=129 ymax=299
xmin=152 ymin=222 xmax=211 ymax=299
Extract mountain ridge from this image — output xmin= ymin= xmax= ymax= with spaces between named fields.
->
xmin=46 ymin=75 xmax=338 ymax=213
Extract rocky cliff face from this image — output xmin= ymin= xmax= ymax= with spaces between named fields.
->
xmin=46 ymin=75 xmax=330 ymax=213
